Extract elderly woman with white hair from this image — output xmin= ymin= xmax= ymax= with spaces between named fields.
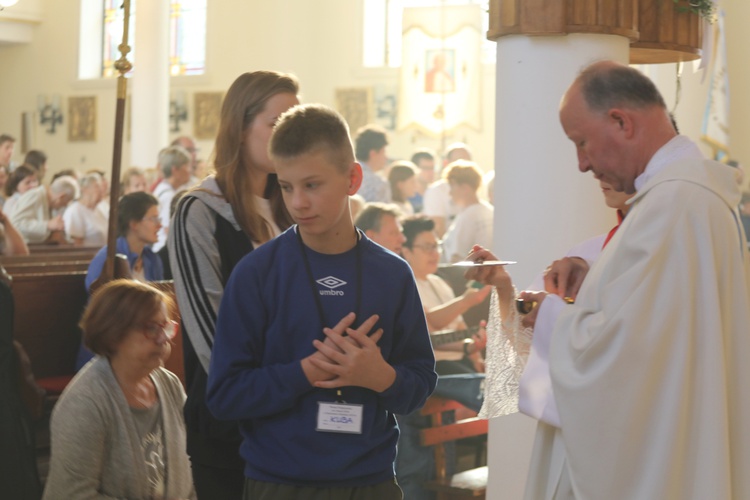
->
xmin=63 ymin=172 xmax=108 ymax=246
xmin=9 ymin=174 xmax=78 ymax=244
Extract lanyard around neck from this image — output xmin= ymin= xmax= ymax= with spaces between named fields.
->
xmin=296 ymin=227 xmax=363 ymax=331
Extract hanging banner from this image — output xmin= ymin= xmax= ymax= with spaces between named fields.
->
xmin=701 ymin=8 xmax=729 ymax=159
xmin=397 ymin=4 xmax=482 ymax=136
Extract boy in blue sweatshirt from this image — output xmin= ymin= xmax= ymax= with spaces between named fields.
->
xmin=207 ymin=104 xmax=437 ymax=499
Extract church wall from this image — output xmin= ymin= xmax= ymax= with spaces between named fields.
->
xmin=0 ymin=0 xmax=496 ymax=180
xmin=2 ymin=1 xmax=740 ymax=188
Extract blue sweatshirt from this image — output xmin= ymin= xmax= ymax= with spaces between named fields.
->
xmin=207 ymin=227 xmax=437 ymax=487
xmin=85 ymin=236 xmax=163 ymax=292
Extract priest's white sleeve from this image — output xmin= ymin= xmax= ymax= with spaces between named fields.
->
xmin=517 ymin=294 xmax=566 ymax=427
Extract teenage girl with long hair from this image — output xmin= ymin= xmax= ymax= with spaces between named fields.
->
xmin=169 ymin=71 xmax=299 ymax=499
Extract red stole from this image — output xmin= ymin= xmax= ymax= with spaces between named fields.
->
xmin=602 ymin=210 xmax=625 ymax=249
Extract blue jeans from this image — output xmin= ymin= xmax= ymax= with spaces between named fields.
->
xmin=395 ymin=374 xmax=485 ymax=500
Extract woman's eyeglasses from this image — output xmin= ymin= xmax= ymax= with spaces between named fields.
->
xmin=411 ymin=243 xmax=441 ymax=252
xmin=141 ymin=216 xmax=162 ymax=224
xmin=141 ymin=320 xmax=177 ymax=341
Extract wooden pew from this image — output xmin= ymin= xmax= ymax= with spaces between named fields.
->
xmin=7 ymin=272 xmax=184 ymax=389
xmin=10 ymin=271 xmax=88 ymax=383
xmin=420 ymin=397 xmax=489 ymax=499
xmin=1 ymin=247 xmax=99 ymax=279
xmin=27 ymin=244 xmax=101 ymax=255
xmin=1 ymin=250 xmax=98 ymax=265
xmin=3 ymin=260 xmax=92 ymax=276
xmin=3 ymin=259 xmax=93 ymax=394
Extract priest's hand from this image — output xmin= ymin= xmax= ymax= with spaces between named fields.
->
xmin=543 ymin=256 xmax=588 ymax=300
xmin=518 ymin=290 xmax=547 ymax=329
xmin=464 ymin=245 xmax=514 ymax=297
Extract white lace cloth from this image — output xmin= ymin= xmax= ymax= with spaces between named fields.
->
xmin=478 ymin=288 xmax=533 ymax=419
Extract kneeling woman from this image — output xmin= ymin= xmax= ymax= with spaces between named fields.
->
xmin=85 ymin=191 xmax=164 ymax=292
xmin=43 ymin=280 xmax=195 ymax=499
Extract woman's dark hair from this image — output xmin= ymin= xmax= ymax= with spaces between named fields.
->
xmin=401 ymin=215 xmax=435 ymax=249
xmin=81 ymin=280 xmax=173 ymax=358
xmin=5 ymin=164 xmax=37 ymax=197
xmin=118 ymin=191 xmax=159 ymax=237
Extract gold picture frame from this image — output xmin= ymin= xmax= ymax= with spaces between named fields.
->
xmin=193 ymin=92 xmax=223 ymax=140
xmin=68 ymin=96 xmax=97 ymax=142
xmin=335 ymin=87 xmax=373 ymax=134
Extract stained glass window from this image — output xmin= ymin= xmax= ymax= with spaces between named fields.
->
xmin=101 ymin=0 xmax=206 ymax=78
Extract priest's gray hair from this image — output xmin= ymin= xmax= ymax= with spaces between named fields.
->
xmin=579 ymin=63 xmax=667 ymax=114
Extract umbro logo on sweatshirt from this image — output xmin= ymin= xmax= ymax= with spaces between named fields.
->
xmin=316 ymin=276 xmax=346 ymax=296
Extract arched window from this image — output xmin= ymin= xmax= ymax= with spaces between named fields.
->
xmin=88 ymin=0 xmax=206 ymax=79
xmin=362 ymin=0 xmax=492 ymax=68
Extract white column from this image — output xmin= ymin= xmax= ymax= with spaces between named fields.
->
xmin=487 ymin=33 xmax=629 ymax=499
xmin=130 ymin=0 xmax=169 ymax=168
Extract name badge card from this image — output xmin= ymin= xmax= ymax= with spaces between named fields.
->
xmin=316 ymin=402 xmax=363 ymax=434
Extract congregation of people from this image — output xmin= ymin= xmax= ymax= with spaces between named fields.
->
xmin=2 ymin=59 xmax=749 ymax=500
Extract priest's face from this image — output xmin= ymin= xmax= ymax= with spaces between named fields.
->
xmin=560 ymin=84 xmax=635 ymax=193
xmin=600 ymin=180 xmax=634 ymax=214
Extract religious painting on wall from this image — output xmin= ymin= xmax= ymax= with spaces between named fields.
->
xmin=335 ymin=87 xmax=373 ymax=134
xmin=373 ymin=84 xmax=398 ymax=131
xmin=68 ymin=96 xmax=97 ymax=142
xmin=398 ymin=5 xmax=482 ymax=136
xmin=194 ymin=92 xmax=223 ymax=140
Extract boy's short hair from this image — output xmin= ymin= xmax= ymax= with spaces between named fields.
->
xmin=269 ymin=104 xmax=354 ymax=172
xmin=0 ymin=134 xmax=15 ymax=146
xmin=443 ymin=160 xmax=483 ymax=191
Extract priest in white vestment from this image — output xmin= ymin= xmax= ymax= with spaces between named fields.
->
xmin=469 ymin=61 xmax=750 ymax=500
